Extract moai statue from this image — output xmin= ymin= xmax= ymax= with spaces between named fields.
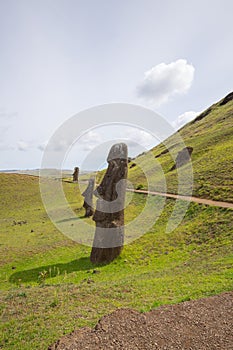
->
xmin=82 ymin=178 xmax=95 ymax=217
xmin=90 ymin=143 xmax=128 ymax=264
xmin=170 ymin=147 xmax=193 ymax=171
xmin=72 ymin=167 xmax=79 ymax=182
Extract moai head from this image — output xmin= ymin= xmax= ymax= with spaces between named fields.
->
xmin=94 ymin=143 xmax=128 ymax=202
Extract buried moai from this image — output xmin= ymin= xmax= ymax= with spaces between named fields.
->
xmin=82 ymin=178 xmax=95 ymax=217
xmin=72 ymin=167 xmax=79 ymax=182
xmin=170 ymin=147 xmax=193 ymax=171
xmin=90 ymin=143 xmax=128 ymax=264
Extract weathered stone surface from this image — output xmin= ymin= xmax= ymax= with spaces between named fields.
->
xmin=90 ymin=143 xmax=128 ymax=264
xmin=170 ymin=147 xmax=193 ymax=171
xmin=72 ymin=167 xmax=79 ymax=182
xmin=82 ymin=178 xmax=95 ymax=217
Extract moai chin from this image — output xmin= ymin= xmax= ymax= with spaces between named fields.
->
xmin=72 ymin=167 xmax=79 ymax=182
xmin=82 ymin=178 xmax=95 ymax=217
xmin=90 ymin=143 xmax=128 ymax=264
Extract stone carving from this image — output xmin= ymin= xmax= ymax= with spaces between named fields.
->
xmin=170 ymin=147 xmax=193 ymax=171
xmin=82 ymin=178 xmax=95 ymax=217
xmin=72 ymin=167 xmax=79 ymax=182
xmin=90 ymin=143 xmax=128 ymax=264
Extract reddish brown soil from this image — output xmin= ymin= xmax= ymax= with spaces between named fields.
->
xmin=49 ymin=291 xmax=233 ymax=350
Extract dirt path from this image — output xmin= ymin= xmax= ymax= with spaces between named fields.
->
xmin=49 ymin=291 xmax=233 ymax=350
xmin=127 ymin=188 xmax=233 ymax=209
xmin=79 ymin=180 xmax=233 ymax=209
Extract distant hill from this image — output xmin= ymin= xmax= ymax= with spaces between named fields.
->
xmin=0 ymin=169 xmax=73 ymax=177
xmin=128 ymin=92 xmax=233 ymax=202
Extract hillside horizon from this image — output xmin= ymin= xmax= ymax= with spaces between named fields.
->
xmin=1 ymin=91 xmax=232 ymax=174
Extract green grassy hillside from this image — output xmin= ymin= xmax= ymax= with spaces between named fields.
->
xmin=0 ymin=173 xmax=232 ymax=349
xmin=128 ymin=93 xmax=233 ymax=202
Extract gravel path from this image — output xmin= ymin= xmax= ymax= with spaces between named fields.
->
xmin=127 ymin=189 xmax=233 ymax=209
xmin=49 ymin=291 xmax=233 ymax=350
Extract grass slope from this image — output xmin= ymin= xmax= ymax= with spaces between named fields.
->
xmin=128 ymin=94 xmax=233 ymax=202
xmin=0 ymin=173 xmax=232 ymax=349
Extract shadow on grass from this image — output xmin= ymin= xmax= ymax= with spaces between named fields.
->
xmin=9 ymin=257 xmax=96 ymax=284
xmin=56 ymin=216 xmax=86 ymax=223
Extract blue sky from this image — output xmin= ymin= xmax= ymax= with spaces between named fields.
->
xmin=0 ymin=0 xmax=232 ymax=170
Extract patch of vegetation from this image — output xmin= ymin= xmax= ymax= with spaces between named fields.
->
xmin=0 ymin=173 xmax=232 ymax=349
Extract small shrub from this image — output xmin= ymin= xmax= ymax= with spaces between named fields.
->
xmin=38 ymin=270 xmax=48 ymax=285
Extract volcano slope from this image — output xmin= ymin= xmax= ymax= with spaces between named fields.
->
xmin=127 ymin=92 xmax=233 ymax=202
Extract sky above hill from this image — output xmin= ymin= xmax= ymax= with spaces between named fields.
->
xmin=0 ymin=0 xmax=232 ymax=170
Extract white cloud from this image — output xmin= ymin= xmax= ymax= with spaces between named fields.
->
xmin=17 ymin=141 xmax=30 ymax=151
xmin=38 ymin=131 xmax=103 ymax=153
xmin=123 ymin=127 xmax=156 ymax=149
xmin=137 ymin=59 xmax=195 ymax=106
xmin=172 ymin=111 xmax=200 ymax=129
xmin=38 ymin=141 xmax=47 ymax=151
xmin=78 ymin=130 xmax=102 ymax=151
xmin=38 ymin=138 xmax=71 ymax=152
